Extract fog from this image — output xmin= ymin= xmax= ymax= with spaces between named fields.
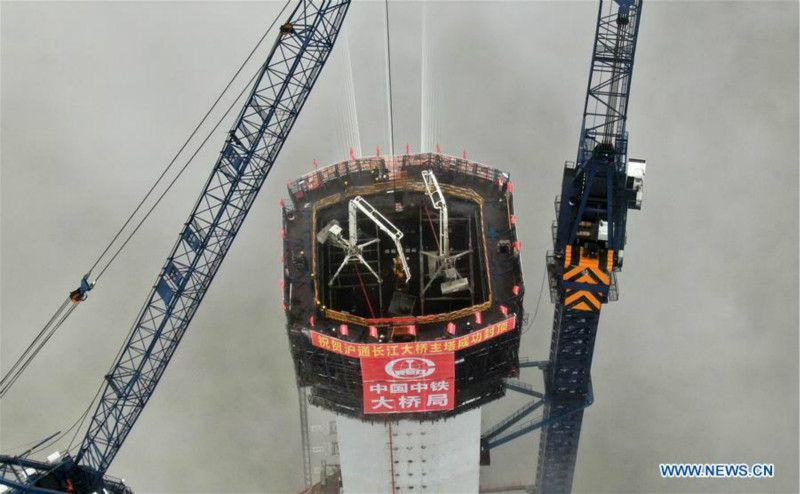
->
xmin=2 ymin=1 xmax=797 ymax=493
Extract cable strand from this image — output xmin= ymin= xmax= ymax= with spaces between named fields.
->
xmin=86 ymin=0 xmax=293 ymax=278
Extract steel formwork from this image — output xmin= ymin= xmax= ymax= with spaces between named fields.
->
xmin=282 ymin=153 xmax=525 ymax=422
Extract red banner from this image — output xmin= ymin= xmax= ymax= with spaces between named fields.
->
xmin=362 ymin=353 xmax=455 ymax=414
xmin=310 ymin=315 xmax=516 ymax=358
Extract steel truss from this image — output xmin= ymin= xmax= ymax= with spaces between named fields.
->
xmin=77 ymin=0 xmax=352 ymax=477
xmin=481 ymin=1 xmax=644 ymax=493
xmin=541 ymin=0 xmax=643 ymax=492
xmin=555 ymin=0 xmax=643 ymax=256
xmin=1 ymin=1 xmax=351 ymax=492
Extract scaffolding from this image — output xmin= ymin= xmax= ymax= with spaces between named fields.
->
xmin=292 ymin=319 xmax=521 ymax=421
xmin=283 ymin=153 xmax=524 ymax=421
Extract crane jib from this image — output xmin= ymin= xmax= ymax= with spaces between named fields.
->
xmin=68 ymin=0 xmax=352 ymax=481
xmin=0 ymin=1 xmax=645 ymax=492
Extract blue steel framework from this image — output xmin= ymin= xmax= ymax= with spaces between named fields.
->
xmin=0 ymin=1 xmax=351 ymax=492
xmin=3 ymin=1 xmax=644 ymax=492
xmin=539 ymin=1 xmax=643 ymax=491
xmin=481 ymin=1 xmax=644 ymax=493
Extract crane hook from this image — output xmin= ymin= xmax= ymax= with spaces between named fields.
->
xmin=69 ymin=273 xmax=95 ymax=303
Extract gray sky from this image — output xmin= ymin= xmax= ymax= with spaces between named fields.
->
xmin=1 ymin=1 xmax=798 ymax=493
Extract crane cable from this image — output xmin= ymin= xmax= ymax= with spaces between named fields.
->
xmin=354 ymin=263 xmax=376 ymax=318
xmin=59 ymin=1 xmax=296 ymax=457
xmin=384 ymin=0 xmax=402 ymax=232
xmin=0 ymin=0 xmax=292 ymax=404
xmin=89 ymin=0 xmax=291 ymax=283
xmin=522 ymin=267 xmax=548 ymax=336
xmin=0 ymin=298 xmax=74 ymax=398
xmin=384 ymin=0 xmax=395 ymax=158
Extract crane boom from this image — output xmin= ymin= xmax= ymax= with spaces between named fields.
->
xmin=0 ymin=2 xmax=350 ymax=492
xmin=536 ymin=1 xmax=644 ymax=493
xmin=75 ymin=0 xmax=351 ymax=477
xmin=0 ymin=0 xmax=350 ymax=494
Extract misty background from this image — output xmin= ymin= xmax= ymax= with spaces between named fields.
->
xmin=1 ymin=1 xmax=798 ymax=493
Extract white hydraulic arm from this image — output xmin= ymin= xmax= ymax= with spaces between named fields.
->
xmin=320 ymin=196 xmax=411 ymax=286
xmin=350 ymin=196 xmax=411 ymax=282
xmin=420 ymin=170 xmax=470 ymax=294
xmin=422 ymin=170 xmax=449 ymax=257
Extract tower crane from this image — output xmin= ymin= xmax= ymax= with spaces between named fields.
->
xmin=2 ymin=1 xmax=647 ymax=493
xmin=477 ymin=2 xmax=645 ymax=493
xmin=537 ymin=0 xmax=645 ymax=492
xmin=0 ymin=1 xmax=351 ymax=492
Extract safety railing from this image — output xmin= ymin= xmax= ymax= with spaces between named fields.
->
xmin=286 ymin=153 xmax=510 ymax=201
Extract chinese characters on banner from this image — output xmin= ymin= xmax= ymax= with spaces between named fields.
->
xmin=361 ymin=353 xmax=455 ymax=414
xmin=309 ymin=315 xmax=516 ymax=358
xmin=308 ymin=315 xmax=516 ymax=414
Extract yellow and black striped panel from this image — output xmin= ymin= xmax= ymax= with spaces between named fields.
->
xmin=562 ymin=246 xmax=614 ymax=312
xmin=565 ymin=290 xmax=602 ymax=311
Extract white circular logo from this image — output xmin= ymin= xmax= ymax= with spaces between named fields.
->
xmin=385 ymin=357 xmax=436 ymax=380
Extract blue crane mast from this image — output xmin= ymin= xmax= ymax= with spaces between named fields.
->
xmin=536 ymin=0 xmax=645 ymax=492
xmin=478 ymin=5 xmax=646 ymax=475
xmin=0 ymin=1 xmax=351 ymax=492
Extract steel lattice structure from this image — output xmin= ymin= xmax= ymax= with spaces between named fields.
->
xmin=478 ymin=1 xmax=645 ymax=493
xmin=0 ymin=1 xmax=350 ymax=492
xmin=555 ymin=0 xmax=643 ymax=256
xmin=1 ymin=1 xmax=645 ymax=492
xmin=538 ymin=1 xmax=643 ymax=492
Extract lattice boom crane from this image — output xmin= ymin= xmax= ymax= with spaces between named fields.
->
xmin=1 ymin=2 xmax=647 ymax=493
xmin=0 ymin=2 xmax=351 ymax=493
